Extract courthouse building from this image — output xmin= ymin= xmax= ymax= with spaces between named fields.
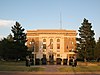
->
xmin=26 ymin=29 xmax=77 ymax=65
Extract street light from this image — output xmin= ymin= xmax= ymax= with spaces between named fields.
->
xmin=30 ymin=41 xmax=35 ymax=65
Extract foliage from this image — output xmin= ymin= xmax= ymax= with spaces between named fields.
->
xmin=77 ymin=18 xmax=96 ymax=61
xmin=0 ymin=38 xmax=14 ymax=59
xmin=0 ymin=22 xmax=27 ymax=60
xmin=7 ymin=33 xmax=13 ymax=41
xmin=94 ymin=37 xmax=100 ymax=61
xmin=11 ymin=22 xmax=27 ymax=45
xmin=11 ymin=22 xmax=27 ymax=60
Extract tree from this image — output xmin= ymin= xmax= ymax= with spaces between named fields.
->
xmin=0 ymin=34 xmax=25 ymax=60
xmin=0 ymin=22 xmax=27 ymax=60
xmin=0 ymin=37 xmax=15 ymax=60
xmin=77 ymin=18 xmax=96 ymax=62
xmin=94 ymin=37 xmax=100 ymax=61
xmin=7 ymin=33 xmax=13 ymax=41
xmin=11 ymin=22 xmax=27 ymax=60
xmin=11 ymin=22 xmax=26 ymax=45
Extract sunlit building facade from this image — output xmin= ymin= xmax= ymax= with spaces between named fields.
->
xmin=26 ymin=29 xmax=77 ymax=65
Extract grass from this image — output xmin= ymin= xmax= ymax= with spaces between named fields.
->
xmin=0 ymin=65 xmax=45 ymax=71
xmin=0 ymin=61 xmax=100 ymax=72
xmin=58 ymin=62 xmax=100 ymax=72
xmin=0 ymin=61 xmax=45 ymax=72
xmin=59 ymin=66 xmax=100 ymax=72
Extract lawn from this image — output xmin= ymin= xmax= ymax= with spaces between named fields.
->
xmin=59 ymin=62 xmax=100 ymax=72
xmin=0 ymin=61 xmax=45 ymax=72
xmin=59 ymin=66 xmax=100 ymax=72
xmin=0 ymin=61 xmax=100 ymax=72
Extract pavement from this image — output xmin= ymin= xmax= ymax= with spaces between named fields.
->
xmin=0 ymin=71 xmax=100 ymax=75
xmin=38 ymin=65 xmax=59 ymax=72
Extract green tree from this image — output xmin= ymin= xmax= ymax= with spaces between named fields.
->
xmin=0 ymin=38 xmax=5 ymax=58
xmin=11 ymin=22 xmax=26 ymax=45
xmin=94 ymin=37 xmax=100 ymax=61
xmin=11 ymin=22 xmax=27 ymax=60
xmin=0 ymin=22 xmax=27 ymax=60
xmin=77 ymin=18 xmax=96 ymax=62
xmin=0 ymin=37 xmax=15 ymax=60
xmin=7 ymin=33 xmax=13 ymax=41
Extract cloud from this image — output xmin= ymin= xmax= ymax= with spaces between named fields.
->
xmin=0 ymin=19 xmax=15 ymax=40
xmin=0 ymin=19 xmax=15 ymax=27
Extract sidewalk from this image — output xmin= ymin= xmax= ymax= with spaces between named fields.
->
xmin=0 ymin=71 xmax=100 ymax=75
xmin=37 ymin=65 xmax=59 ymax=72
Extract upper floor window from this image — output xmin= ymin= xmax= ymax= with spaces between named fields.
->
xmin=43 ymin=39 xmax=46 ymax=42
xmin=57 ymin=39 xmax=60 ymax=49
xmin=66 ymin=45 xmax=68 ymax=49
xmin=43 ymin=44 xmax=46 ymax=49
xmin=57 ymin=44 xmax=60 ymax=49
xmin=50 ymin=39 xmax=53 ymax=43
xmin=43 ymin=39 xmax=46 ymax=49
xmin=57 ymin=54 xmax=60 ymax=57
xmin=57 ymin=39 xmax=60 ymax=42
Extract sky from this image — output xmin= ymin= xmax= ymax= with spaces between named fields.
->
xmin=0 ymin=0 xmax=100 ymax=40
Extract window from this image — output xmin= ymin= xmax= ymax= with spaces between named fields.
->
xmin=57 ymin=54 xmax=60 ymax=57
xmin=57 ymin=39 xmax=60 ymax=49
xmin=50 ymin=39 xmax=53 ymax=42
xmin=66 ymin=45 xmax=68 ymax=49
xmin=57 ymin=39 xmax=60 ymax=42
xmin=43 ymin=39 xmax=46 ymax=42
xmin=43 ymin=44 xmax=46 ymax=49
xmin=43 ymin=39 xmax=46 ymax=49
xmin=57 ymin=44 xmax=60 ymax=49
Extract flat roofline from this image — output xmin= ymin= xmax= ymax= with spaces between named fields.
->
xmin=27 ymin=29 xmax=76 ymax=32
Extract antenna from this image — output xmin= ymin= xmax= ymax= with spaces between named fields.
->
xmin=60 ymin=12 xmax=62 ymax=29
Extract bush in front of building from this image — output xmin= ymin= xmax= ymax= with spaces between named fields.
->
xmin=56 ymin=58 xmax=62 ymax=65
xmin=63 ymin=59 xmax=68 ymax=65
xmin=35 ymin=58 xmax=40 ymax=65
xmin=41 ymin=58 xmax=47 ymax=65
xmin=69 ymin=58 xmax=73 ymax=66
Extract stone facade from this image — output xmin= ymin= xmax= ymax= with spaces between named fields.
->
xmin=26 ymin=29 xmax=77 ymax=65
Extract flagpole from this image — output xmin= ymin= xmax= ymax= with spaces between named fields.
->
xmin=60 ymin=12 xmax=62 ymax=29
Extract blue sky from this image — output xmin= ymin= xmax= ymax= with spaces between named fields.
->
xmin=0 ymin=0 xmax=100 ymax=40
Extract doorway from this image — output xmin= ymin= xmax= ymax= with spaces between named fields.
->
xmin=49 ymin=54 xmax=54 ymax=65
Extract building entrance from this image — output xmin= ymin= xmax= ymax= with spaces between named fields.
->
xmin=49 ymin=54 xmax=54 ymax=65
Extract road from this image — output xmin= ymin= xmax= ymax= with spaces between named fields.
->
xmin=0 ymin=72 xmax=100 ymax=75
